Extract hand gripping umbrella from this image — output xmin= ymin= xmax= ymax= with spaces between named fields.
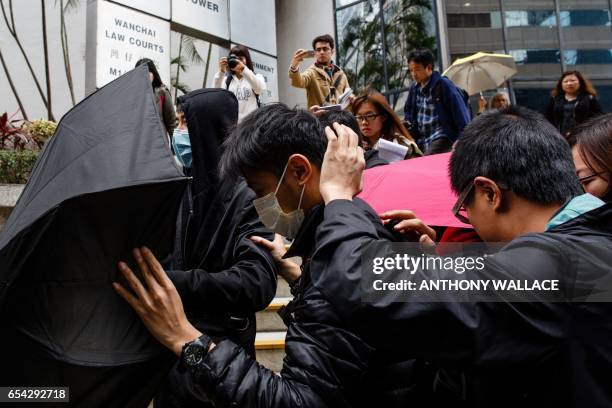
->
xmin=0 ymin=65 xmax=188 ymax=407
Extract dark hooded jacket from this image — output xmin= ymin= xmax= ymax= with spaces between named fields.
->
xmin=155 ymin=89 xmax=277 ymax=408
xmin=176 ymin=197 xmax=612 ymax=407
xmin=174 ymin=199 xmax=438 ymax=407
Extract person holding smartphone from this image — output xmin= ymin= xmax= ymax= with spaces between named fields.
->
xmin=289 ymin=34 xmax=350 ymax=109
xmin=212 ymin=45 xmax=266 ymax=122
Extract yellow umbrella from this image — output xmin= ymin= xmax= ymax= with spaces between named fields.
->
xmin=442 ymin=52 xmax=517 ymax=96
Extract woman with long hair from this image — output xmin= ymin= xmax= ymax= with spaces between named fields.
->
xmin=212 ymin=45 xmax=266 ymax=121
xmin=545 ymin=70 xmax=603 ymax=137
xmin=135 ymin=58 xmax=176 ymax=138
xmin=568 ymin=114 xmax=612 ymax=202
xmin=351 ymin=92 xmax=422 ymax=159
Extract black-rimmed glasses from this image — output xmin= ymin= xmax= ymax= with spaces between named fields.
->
xmin=355 ymin=113 xmax=381 ymax=123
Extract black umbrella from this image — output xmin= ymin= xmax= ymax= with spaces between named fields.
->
xmin=0 ymin=65 xmax=188 ymax=407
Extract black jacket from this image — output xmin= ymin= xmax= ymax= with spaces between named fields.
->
xmin=364 ymin=149 xmax=389 ymax=169
xmin=188 ymin=198 xmax=612 ymax=407
xmin=183 ymin=199 xmax=437 ymax=407
xmin=545 ymin=92 xmax=603 ymax=135
xmin=169 ymin=88 xmax=277 ymax=352
xmin=310 ymin=200 xmax=612 ymax=407
xmin=154 ymin=90 xmax=277 ymax=408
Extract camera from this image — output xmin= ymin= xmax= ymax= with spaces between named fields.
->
xmin=228 ymin=53 xmax=239 ymax=70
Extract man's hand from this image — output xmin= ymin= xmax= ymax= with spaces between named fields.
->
xmin=309 ymin=105 xmax=325 ymax=118
xmin=251 ymin=234 xmax=302 ymax=283
xmin=380 ymin=210 xmax=436 ymax=250
xmin=320 ymin=123 xmax=365 ymax=204
xmin=219 ymin=57 xmax=228 ymax=74
xmin=290 ymin=49 xmax=310 ymax=69
xmin=478 ymin=96 xmax=487 ymax=114
xmin=113 ymin=247 xmax=204 ymax=356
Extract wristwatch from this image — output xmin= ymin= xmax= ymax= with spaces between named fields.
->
xmin=181 ymin=334 xmax=213 ymax=369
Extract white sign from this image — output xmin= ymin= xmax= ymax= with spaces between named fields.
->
xmin=230 ymin=0 xmax=276 ymax=55
xmin=86 ymin=0 xmax=171 ymax=90
xmin=248 ymin=48 xmax=278 ymax=103
xmin=109 ymin=0 xmax=171 ymax=20
xmin=172 ymin=0 xmax=229 ymax=41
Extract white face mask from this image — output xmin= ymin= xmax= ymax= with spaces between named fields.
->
xmin=253 ymin=162 xmax=305 ymax=240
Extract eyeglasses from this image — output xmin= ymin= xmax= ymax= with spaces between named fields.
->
xmin=451 ymin=182 xmax=474 ymax=224
xmin=355 ymin=113 xmax=381 ymax=123
xmin=579 ymin=172 xmax=604 ymax=185
xmin=451 ymin=180 xmax=509 ymax=224
xmin=315 ymin=47 xmax=331 ymax=52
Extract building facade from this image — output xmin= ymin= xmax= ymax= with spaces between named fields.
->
xmin=2 ymin=0 xmax=611 ymax=121
xmin=0 ymin=0 xmax=334 ymax=121
xmin=334 ymin=0 xmax=612 ymax=114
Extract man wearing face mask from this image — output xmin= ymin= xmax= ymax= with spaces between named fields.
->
xmin=116 ymin=105 xmax=612 ymax=407
xmin=115 ymin=103 xmax=439 ymax=407
xmin=155 ymin=89 xmax=278 ymax=408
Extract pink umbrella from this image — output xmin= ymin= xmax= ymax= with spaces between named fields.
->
xmin=358 ymin=152 xmax=470 ymax=228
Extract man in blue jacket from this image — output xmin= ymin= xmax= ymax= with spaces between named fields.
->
xmin=403 ymin=48 xmax=471 ymax=155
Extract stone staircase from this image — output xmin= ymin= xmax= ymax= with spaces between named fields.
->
xmin=254 ymin=278 xmax=290 ymax=373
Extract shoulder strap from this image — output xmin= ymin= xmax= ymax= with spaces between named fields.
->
xmin=324 ymin=72 xmax=344 ymax=103
xmin=226 ymin=73 xmax=262 ymax=107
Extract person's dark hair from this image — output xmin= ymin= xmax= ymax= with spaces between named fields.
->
xmin=552 ymin=70 xmax=597 ymax=98
xmin=450 ymin=105 xmax=583 ymax=206
xmin=318 ymin=110 xmax=364 ymax=146
xmin=351 ymin=91 xmax=414 ymax=141
xmin=570 ymin=113 xmax=612 ymax=195
xmin=220 ymin=104 xmax=326 ymax=179
xmin=407 ymin=49 xmax=434 ymax=70
xmin=312 ymin=34 xmax=334 ymax=50
xmin=229 ymin=45 xmax=254 ymax=71
xmin=135 ymin=58 xmax=162 ymax=88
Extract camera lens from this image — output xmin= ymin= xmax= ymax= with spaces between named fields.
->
xmin=228 ymin=53 xmax=238 ymax=69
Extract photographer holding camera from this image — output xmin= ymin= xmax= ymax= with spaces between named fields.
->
xmin=289 ymin=34 xmax=349 ymax=110
xmin=212 ymin=45 xmax=266 ymax=122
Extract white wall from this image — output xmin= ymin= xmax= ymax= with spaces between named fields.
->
xmin=275 ymin=0 xmax=335 ymax=109
xmin=0 ymin=0 xmax=334 ymax=121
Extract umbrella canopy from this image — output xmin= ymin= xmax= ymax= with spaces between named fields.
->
xmin=358 ymin=153 xmax=470 ymax=228
xmin=443 ymin=52 xmax=517 ymax=96
xmin=0 ymin=65 xmax=188 ymax=406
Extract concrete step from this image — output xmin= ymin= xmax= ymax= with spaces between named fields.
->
xmin=256 ymin=296 xmax=291 ymax=332
xmin=276 ymin=276 xmax=292 ymax=297
xmin=255 ymin=331 xmax=286 ymax=373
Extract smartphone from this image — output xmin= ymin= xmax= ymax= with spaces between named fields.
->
xmin=316 ymin=104 xmax=342 ymax=111
xmin=303 ymin=50 xmax=315 ymax=58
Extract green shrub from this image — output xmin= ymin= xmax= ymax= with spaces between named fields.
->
xmin=0 ymin=150 xmax=39 ymax=184
xmin=22 ymin=119 xmax=57 ymax=148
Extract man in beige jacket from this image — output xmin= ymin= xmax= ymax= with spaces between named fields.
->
xmin=289 ymin=34 xmax=349 ymax=109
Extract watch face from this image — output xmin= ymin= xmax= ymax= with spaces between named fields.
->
xmin=184 ymin=343 xmax=205 ymax=366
